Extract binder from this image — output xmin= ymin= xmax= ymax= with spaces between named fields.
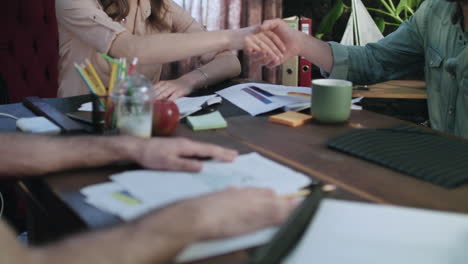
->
xmin=299 ymin=17 xmax=313 ymax=87
xmin=281 ymin=16 xmax=299 ymax=86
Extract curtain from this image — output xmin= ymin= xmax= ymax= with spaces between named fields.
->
xmin=170 ymin=0 xmax=283 ymax=83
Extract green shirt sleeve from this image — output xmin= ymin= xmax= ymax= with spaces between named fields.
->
xmin=327 ymin=0 xmax=432 ymax=84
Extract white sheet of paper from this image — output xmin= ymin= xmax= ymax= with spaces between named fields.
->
xmin=82 ymin=182 xmax=153 ymax=220
xmin=112 ymin=153 xmax=313 ymax=203
xmin=216 ymin=83 xmax=311 ymax=116
xmin=176 ymin=227 xmax=278 ymax=263
xmin=82 ymin=152 xmax=313 ymax=263
xmin=284 ymin=199 xmax=468 ymax=264
xmin=175 ymin=95 xmax=218 ymax=116
xmin=78 ymin=102 xmax=93 ymax=111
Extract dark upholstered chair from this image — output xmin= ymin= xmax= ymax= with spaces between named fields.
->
xmin=0 ymin=0 xmax=59 ymax=103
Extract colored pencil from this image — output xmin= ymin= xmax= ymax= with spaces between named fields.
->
xmin=108 ymin=62 xmax=118 ymax=94
xmin=85 ymin=59 xmax=106 ymax=96
xmin=74 ymin=63 xmax=105 ymax=107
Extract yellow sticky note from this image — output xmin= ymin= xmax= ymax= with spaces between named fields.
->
xmin=269 ymin=111 xmax=313 ymax=127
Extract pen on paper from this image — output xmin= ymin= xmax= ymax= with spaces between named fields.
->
xmin=281 ymin=189 xmax=311 ymax=199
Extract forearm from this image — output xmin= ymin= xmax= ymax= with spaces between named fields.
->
xmin=110 ymin=31 xmax=238 ymax=65
xmin=0 ymin=134 xmax=141 ymax=177
xmin=180 ymin=52 xmax=241 ymax=90
xmin=30 ymin=202 xmax=202 ymax=264
xmin=298 ymin=33 xmax=334 ymax=73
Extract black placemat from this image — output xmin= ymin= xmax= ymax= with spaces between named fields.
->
xmin=326 ymin=125 xmax=468 ymax=188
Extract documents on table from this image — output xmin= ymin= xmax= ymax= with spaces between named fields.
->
xmin=77 ymin=94 xmax=222 ymax=119
xmin=284 ymin=199 xmax=468 ymax=264
xmin=81 ymin=152 xmax=314 ymax=263
xmin=216 ymin=83 xmax=311 ymax=116
xmin=175 ymin=95 xmax=221 ymax=119
xmin=216 ymin=83 xmax=365 ymax=115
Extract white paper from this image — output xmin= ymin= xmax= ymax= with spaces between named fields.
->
xmin=351 ymin=96 xmax=364 ymax=110
xmin=284 ymin=199 xmax=468 ymax=264
xmin=78 ymin=102 xmax=93 ymax=111
xmin=82 ymin=152 xmax=314 ymax=262
xmin=112 ymin=153 xmax=312 ymax=201
xmin=175 ymin=95 xmax=218 ymax=116
xmin=216 ymin=83 xmax=311 ymax=116
xmin=82 ymin=182 xmax=154 ymax=220
xmin=341 ymin=0 xmax=384 ymax=46
xmin=176 ymin=227 xmax=278 ymax=263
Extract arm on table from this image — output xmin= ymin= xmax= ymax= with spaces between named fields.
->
xmin=0 ymin=134 xmax=237 ymax=178
xmin=0 ymin=188 xmax=296 ymax=264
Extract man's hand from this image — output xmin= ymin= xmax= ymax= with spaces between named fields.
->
xmin=227 ymin=26 xmax=285 ymax=64
xmin=134 ymin=137 xmax=238 ymax=172
xmin=147 ymin=187 xmax=298 ymax=242
xmin=246 ymin=19 xmax=304 ymax=68
xmin=187 ymin=187 xmax=298 ymax=240
xmin=154 ymin=79 xmax=193 ymax=101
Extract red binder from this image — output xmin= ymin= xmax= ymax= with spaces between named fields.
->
xmin=299 ymin=17 xmax=313 ymax=87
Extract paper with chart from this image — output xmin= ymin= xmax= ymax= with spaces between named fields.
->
xmin=284 ymin=199 xmax=468 ymax=264
xmin=216 ymin=83 xmax=311 ymax=116
xmin=81 ymin=152 xmax=313 ymax=263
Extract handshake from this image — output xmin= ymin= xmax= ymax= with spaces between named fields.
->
xmin=230 ymin=18 xmax=333 ymax=74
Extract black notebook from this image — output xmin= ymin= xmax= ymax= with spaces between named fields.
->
xmin=326 ymin=124 xmax=468 ymax=188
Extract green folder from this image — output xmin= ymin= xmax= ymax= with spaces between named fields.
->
xmin=186 ymin=111 xmax=227 ymax=131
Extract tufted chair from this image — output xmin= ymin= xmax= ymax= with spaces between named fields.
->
xmin=0 ymin=0 xmax=59 ymax=103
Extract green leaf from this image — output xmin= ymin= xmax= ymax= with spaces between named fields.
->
xmin=375 ymin=17 xmax=386 ymax=33
xmin=316 ymin=0 xmax=346 ymax=35
xmin=407 ymin=0 xmax=423 ymax=8
xmin=395 ymin=0 xmax=408 ymax=17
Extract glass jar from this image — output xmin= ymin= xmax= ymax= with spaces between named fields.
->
xmin=111 ymin=74 xmax=155 ymax=138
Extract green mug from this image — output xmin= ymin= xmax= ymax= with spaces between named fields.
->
xmin=311 ymin=79 xmax=353 ymax=123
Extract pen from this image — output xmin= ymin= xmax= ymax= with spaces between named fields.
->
xmin=249 ymin=184 xmax=336 ymax=264
xmin=281 ymin=189 xmax=311 ymax=199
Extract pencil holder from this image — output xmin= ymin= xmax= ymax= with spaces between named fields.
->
xmin=91 ymin=93 xmax=118 ymax=135
xmin=111 ymin=74 xmax=155 ymax=138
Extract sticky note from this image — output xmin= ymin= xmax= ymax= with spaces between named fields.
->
xmin=269 ymin=111 xmax=313 ymax=127
xmin=186 ymin=111 xmax=227 ymax=131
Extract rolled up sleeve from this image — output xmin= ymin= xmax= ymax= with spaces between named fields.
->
xmin=55 ymin=0 xmax=126 ymax=53
xmin=324 ymin=42 xmax=350 ymax=80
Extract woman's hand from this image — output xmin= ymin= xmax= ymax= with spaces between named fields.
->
xmin=245 ymin=19 xmax=305 ymax=68
xmin=154 ymin=79 xmax=193 ymax=101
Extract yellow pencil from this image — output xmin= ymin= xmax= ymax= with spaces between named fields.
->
xmin=281 ymin=189 xmax=311 ymax=199
xmin=75 ymin=63 xmax=105 ymax=107
xmin=85 ymin=59 xmax=106 ymax=96
xmin=75 ymin=64 xmax=97 ymax=93
xmin=108 ymin=61 xmax=118 ymax=94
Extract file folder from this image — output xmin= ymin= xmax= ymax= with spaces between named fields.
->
xmin=299 ymin=17 xmax=313 ymax=87
xmin=281 ymin=16 xmax=299 ymax=86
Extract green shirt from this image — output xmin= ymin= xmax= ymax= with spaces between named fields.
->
xmin=327 ymin=0 xmax=468 ymax=138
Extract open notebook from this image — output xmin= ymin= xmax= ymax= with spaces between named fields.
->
xmin=81 ymin=152 xmax=313 ymax=263
xmin=283 ymin=199 xmax=468 ymax=264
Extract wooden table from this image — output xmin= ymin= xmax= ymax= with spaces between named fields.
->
xmin=2 ymin=82 xmax=465 ymax=264
xmin=42 ymin=110 xmax=468 ymax=264
xmin=352 ymin=80 xmax=427 ymax=99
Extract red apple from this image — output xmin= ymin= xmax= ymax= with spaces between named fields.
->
xmin=152 ymin=99 xmax=180 ymax=136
